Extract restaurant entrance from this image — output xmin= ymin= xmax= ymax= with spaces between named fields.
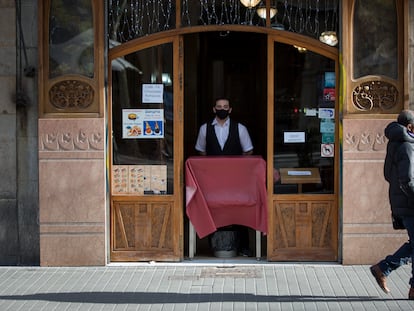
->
xmin=109 ymin=29 xmax=339 ymax=262
xmin=183 ymin=31 xmax=268 ymax=258
xmin=183 ymin=31 xmax=339 ymax=261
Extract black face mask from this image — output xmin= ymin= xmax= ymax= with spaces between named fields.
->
xmin=215 ymin=109 xmax=230 ymax=120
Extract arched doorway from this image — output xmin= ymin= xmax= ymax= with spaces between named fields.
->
xmin=183 ymin=31 xmax=268 ymax=257
xmin=108 ymin=27 xmax=339 ymax=262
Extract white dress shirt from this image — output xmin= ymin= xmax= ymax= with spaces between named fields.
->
xmin=195 ymin=118 xmax=253 ymax=153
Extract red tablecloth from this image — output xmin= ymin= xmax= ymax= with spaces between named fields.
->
xmin=185 ymin=156 xmax=268 ymax=238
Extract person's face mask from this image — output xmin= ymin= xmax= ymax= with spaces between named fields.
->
xmin=215 ymin=109 xmax=230 ymax=120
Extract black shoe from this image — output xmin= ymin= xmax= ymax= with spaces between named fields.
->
xmin=239 ymin=248 xmax=253 ymax=257
xmin=409 ymin=287 xmax=414 ymax=300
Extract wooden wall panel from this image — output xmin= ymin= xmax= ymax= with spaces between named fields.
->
xmin=111 ymin=200 xmax=177 ymax=261
xmin=269 ymin=198 xmax=337 ymax=261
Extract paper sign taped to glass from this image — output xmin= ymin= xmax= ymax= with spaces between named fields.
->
xmin=122 ymin=109 xmax=164 ymax=139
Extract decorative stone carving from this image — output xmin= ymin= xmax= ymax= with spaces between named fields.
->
xmin=344 ymin=131 xmax=387 ymax=152
xmin=40 ymin=129 xmax=104 ymax=151
xmin=49 ymin=80 xmax=94 ymax=110
xmin=352 ymin=81 xmax=398 ymax=112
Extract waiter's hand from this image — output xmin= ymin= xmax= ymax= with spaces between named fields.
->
xmin=243 ymin=150 xmax=253 ymax=155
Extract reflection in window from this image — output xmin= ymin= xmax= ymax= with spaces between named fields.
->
xmin=49 ymin=0 xmax=94 ymax=78
xmin=353 ymin=0 xmax=397 ymax=79
xmin=111 ymin=44 xmax=174 ymax=195
xmin=273 ymin=43 xmax=335 ymax=195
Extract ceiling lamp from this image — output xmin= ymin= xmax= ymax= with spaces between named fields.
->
xmin=240 ymin=0 xmax=261 ymax=8
xmin=294 ymin=45 xmax=307 ymax=53
xmin=319 ymin=31 xmax=338 ymax=46
xmin=256 ymin=6 xmax=277 ymax=19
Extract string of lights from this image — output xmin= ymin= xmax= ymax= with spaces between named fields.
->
xmin=108 ymin=0 xmax=339 ymax=45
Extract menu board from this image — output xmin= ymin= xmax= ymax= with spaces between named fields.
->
xmin=112 ymin=165 xmax=167 ymax=195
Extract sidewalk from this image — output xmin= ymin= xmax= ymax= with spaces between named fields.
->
xmin=0 ymin=261 xmax=413 ymax=310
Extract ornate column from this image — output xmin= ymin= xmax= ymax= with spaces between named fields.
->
xmin=38 ymin=0 xmax=106 ymax=266
xmin=341 ymin=0 xmax=407 ymax=264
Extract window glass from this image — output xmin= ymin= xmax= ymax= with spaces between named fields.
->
xmin=274 ymin=42 xmax=335 ymax=194
xmin=111 ymin=43 xmax=174 ymax=195
xmin=353 ymin=0 xmax=397 ymax=79
xmin=49 ymin=0 xmax=94 ymax=78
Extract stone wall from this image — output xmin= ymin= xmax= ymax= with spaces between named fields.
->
xmin=17 ymin=0 xmax=39 ymax=265
xmin=410 ymin=0 xmax=414 ymax=110
xmin=342 ymin=119 xmax=407 ymax=264
xmin=340 ymin=0 xmax=413 ymax=265
xmin=0 ymin=0 xmax=18 ymax=265
xmin=38 ymin=119 xmax=106 ymax=266
xmin=0 ymin=0 xmax=39 ymax=265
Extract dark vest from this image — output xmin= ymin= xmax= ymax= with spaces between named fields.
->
xmin=206 ymin=119 xmax=242 ymax=155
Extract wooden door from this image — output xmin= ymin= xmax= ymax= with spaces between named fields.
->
xmin=109 ymin=36 xmax=184 ymax=261
xmin=267 ymin=36 xmax=339 ymax=261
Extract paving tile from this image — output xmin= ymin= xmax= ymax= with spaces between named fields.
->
xmin=0 ymin=264 xmax=414 ymax=310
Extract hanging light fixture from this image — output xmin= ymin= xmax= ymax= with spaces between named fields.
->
xmin=319 ymin=31 xmax=338 ymax=46
xmin=319 ymin=0 xmax=339 ymax=46
xmin=240 ymin=0 xmax=261 ymax=8
xmin=256 ymin=5 xmax=277 ymax=19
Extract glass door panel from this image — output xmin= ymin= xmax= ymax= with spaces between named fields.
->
xmin=111 ymin=43 xmax=174 ymax=195
xmin=109 ymin=39 xmax=183 ymax=262
xmin=273 ymin=42 xmax=336 ymax=195
xmin=269 ymin=40 xmax=338 ymax=261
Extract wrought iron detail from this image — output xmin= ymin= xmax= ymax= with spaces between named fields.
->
xmin=351 ymin=80 xmax=398 ymax=112
xmin=49 ymin=80 xmax=95 ymax=110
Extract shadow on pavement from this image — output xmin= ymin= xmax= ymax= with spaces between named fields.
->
xmin=0 ymin=292 xmax=404 ymax=304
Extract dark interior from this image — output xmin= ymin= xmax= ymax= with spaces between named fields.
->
xmin=183 ymin=31 xmax=268 ymax=257
xmin=184 ymin=31 xmax=268 ymax=160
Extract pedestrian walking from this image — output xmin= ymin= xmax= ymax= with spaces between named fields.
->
xmin=370 ymin=110 xmax=414 ymax=300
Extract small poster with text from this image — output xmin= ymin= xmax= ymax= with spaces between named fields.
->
xmin=122 ymin=109 xmax=164 ymax=139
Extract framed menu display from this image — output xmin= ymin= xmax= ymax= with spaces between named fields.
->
xmin=112 ymin=165 xmax=167 ymax=195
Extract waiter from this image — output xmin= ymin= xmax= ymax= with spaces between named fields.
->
xmin=195 ymin=96 xmax=254 ymax=256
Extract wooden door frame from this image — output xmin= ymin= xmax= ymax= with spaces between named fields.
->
xmin=267 ymin=34 xmax=340 ymax=261
xmin=108 ymin=35 xmax=184 ymax=261
xmin=107 ymin=27 xmax=339 ymax=262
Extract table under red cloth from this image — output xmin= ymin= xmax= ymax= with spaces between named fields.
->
xmin=185 ymin=156 xmax=268 ymax=239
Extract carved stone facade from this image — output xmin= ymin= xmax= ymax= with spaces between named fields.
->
xmin=39 ymin=125 xmax=103 ymax=152
xmin=342 ymin=119 xmax=407 ymax=264
xmin=49 ymin=80 xmax=95 ymax=110
xmin=38 ymin=118 xmax=106 ymax=266
xmin=343 ymin=127 xmax=387 ymax=153
xmin=351 ymin=81 xmax=398 ymax=112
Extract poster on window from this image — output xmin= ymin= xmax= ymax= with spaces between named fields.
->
xmin=142 ymin=84 xmax=164 ymax=103
xmin=122 ymin=109 xmax=164 ymax=139
xmin=324 ymin=72 xmax=335 ymax=88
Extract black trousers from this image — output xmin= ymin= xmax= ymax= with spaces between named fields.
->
xmin=234 ymin=225 xmax=250 ymax=250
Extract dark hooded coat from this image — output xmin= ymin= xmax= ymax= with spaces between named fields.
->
xmin=384 ymin=121 xmax=414 ymax=217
